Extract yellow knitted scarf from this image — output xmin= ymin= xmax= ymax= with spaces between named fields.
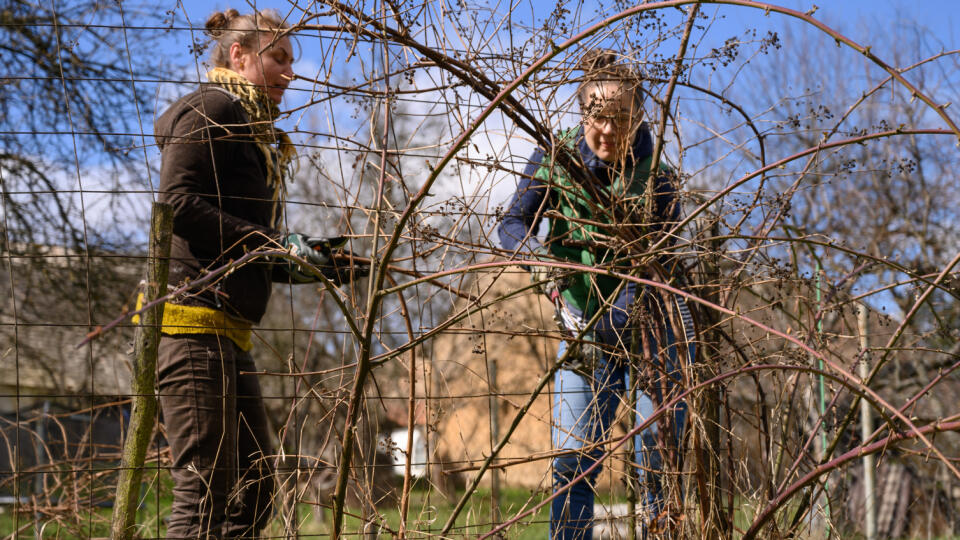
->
xmin=206 ymin=67 xmax=296 ymax=227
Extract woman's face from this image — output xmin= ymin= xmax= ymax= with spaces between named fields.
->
xmin=581 ymin=81 xmax=642 ymax=163
xmin=230 ymin=34 xmax=295 ymax=104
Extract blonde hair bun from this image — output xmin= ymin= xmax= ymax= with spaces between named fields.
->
xmin=577 ymin=49 xmax=619 ymax=74
xmin=575 ymin=48 xmax=644 ymax=110
xmin=204 ymin=9 xmax=240 ymax=39
xmin=203 ymin=9 xmax=287 ymax=68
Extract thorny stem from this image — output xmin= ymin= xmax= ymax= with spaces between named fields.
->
xmin=645 ymin=127 xmax=955 ymax=262
xmin=386 ymin=273 xmax=418 ymax=538
xmin=406 ymin=257 xmax=959 ymax=535
xmin=645 ymin=3 xmax=699 ymax=219
xmin=480 ymin=361 xmax=950 ymax=540
xmin=66 ymin=3 xmax=960 ymax=535
xmin=329 ymin=4 xmax=396 ymax=535
xmin=439 ymin=279 xmax=630 ymax=536
xmin=77 ymin=246 xmax=364 ymax=348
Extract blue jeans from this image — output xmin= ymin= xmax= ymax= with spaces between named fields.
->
xmin=550 ymin=284 xmax=695 ymax=540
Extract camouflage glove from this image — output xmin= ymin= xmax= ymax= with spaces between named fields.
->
xmin=563 ymin=330 xmax=604 ymax=377
xmin=282 ymin=233 xmax=345 ymax=283
xmin=529 ymin=245 xmax=567 ymax=297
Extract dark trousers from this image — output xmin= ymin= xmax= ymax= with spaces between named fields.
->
xmin=158 ymin=334 xmax=275 ymax=538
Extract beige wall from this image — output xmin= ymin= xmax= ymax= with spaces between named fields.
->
xmin=427 ymin=271 xmax=636 ymax=492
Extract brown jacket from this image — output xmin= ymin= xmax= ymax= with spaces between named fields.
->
xmin=155 ymin=85 xmax=283 ymax=324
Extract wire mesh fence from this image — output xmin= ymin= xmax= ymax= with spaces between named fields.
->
xmin=2 ymin=0 xmax=960 ymax=538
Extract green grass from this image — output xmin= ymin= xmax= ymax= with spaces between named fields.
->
xmin=285 ymin=486 xmax=554 ymax=539
xmin=0 ymin=472 xmax=559 ymax=538
xmin=8 ymin=482 xmax=960 ymax=539
xmin=0 ymin=470 xmax=172 ymax=538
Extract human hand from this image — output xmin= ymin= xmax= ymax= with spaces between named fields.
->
xmin=318 ymin=245 xmax=370 ymax=285
xmin=562 ymin=331 xmax=603 ymax=376
xmin=529 ymin=245 xmax=567 ymax=298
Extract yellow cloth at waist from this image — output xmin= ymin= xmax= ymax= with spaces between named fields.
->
xmin=133 ymin=294 xmax=253 ymax=352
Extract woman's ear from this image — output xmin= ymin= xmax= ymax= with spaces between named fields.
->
xmin=228 ymin=41 xmax=245 ymax=70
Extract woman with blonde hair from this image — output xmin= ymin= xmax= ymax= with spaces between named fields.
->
xmin=154 ymin=9 xmax=360 ymax=536
xmin=498 ymin=50 xmax=696 ymax=539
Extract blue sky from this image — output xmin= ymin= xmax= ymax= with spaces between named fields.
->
xmin=152 ymin=0 xmax=959 ymax=138
xmin=149 ymin=0 xmax=959 ymax=219
xmin=159 ymin=1 xmax=959 ymax=76
xmin=167 ymin=0 xmax=959 ymax=51
xmin=124 ymin=0 xmax=959 ymax=316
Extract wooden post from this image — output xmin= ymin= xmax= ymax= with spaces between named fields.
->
xmin=487 ymin=354 xmax=501 ymax=526
xmin=627 ymin=359 xmax=638 ymax=540
xmin=696 ymin=217 xmax=727 ymax=540
xmin=110 ymin=202 xmax=173 ymax=540
xmin=857 ymin=304 xmax=877 ymax=540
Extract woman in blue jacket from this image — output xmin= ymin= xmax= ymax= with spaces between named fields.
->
xmin=498 ymin=50 xmax=696 ymax=539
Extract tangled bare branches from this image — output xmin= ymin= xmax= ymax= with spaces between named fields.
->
xmin=2 ymin=0 xmax=960 ymax=538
